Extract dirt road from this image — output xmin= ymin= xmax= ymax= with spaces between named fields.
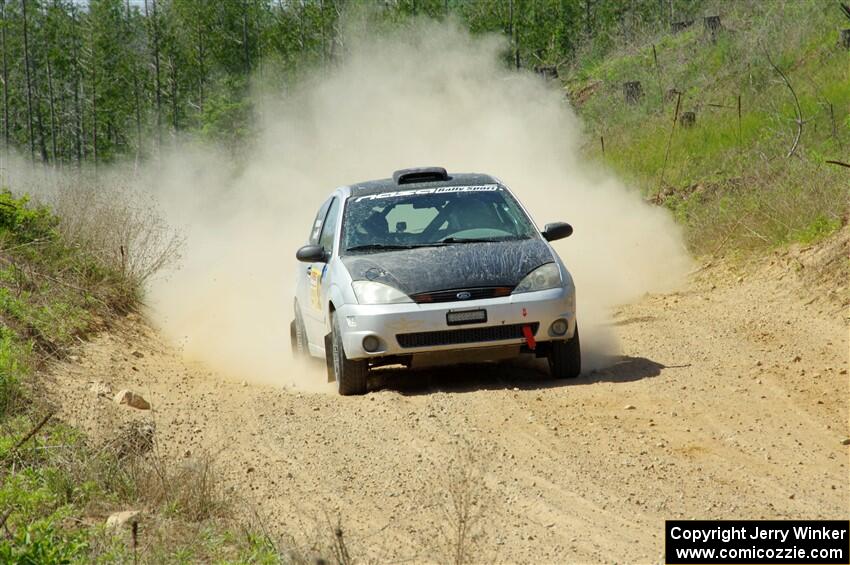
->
xmin=49 ymin=246 xmax=849 ymax=563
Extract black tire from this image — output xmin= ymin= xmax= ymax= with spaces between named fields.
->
xmin=329 ymin=312 xmax=368 ymax=396
xmin=290 ymin=305 xmax=308 ymax=358
xmin=549 ymin=323 xmax=581 ymax=379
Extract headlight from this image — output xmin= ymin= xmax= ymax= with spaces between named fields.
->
xmin=513 ymin=263 xmax=562 ymax=294
xmin=352 ymin=281 xmax=412 ymax=304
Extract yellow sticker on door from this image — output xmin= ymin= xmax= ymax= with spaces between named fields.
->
xmin=310 ymin=266 xmax=323 ymax=310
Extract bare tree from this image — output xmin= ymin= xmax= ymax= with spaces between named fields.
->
xmin=44 ymin=5 xmax=58 ymax=165
xmin=126 ymin=0 xmax=143 ymax=163
xmin=71 ymin=7 xmax=84 ymax=165
xmin=145 ymin=0 xmax=162 ymax=148
xmin=89 ymin=21 xmax=97 ymax=169
xmin=169 ymin=54 xmax=178 ymax=132
xmin=196 ymin=9 xmax=206 ymax=113
xmin=242 ymin=0 xmax=251 ymax=72
xmin=1 ymin=0 xmax=8 ymax=153
xmin=22 ymin=0 xmax=36 ymax=160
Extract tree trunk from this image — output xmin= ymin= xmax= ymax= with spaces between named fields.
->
xmin=840 ymin=29 xmax=850 ymax=50
xmin=46 ymin=52 xmax=58 ymax=165
xmin=508 ymin=0 xmax=513 ymax=46
xmin=509 ymin=0 xmax=521 ymax=69
xmin=703 ymin=15 xmax=721 ymax=41
xmin=71 ymin=10 xmax=83 ymax=165
xmin=534 ymin=66 xmax=558 ymax=79
xmin=623 ymin=81 xmax=643 ymax=104
xmin=146 ymin=0 xmax=162 ymax=148
xmin=319 ymin=0 xmax=326 ymax=64
xmin=664 ymin=87 xmax=681 ymax=102
xmin=90 ymin=25 xmax=97 ymax=169
xmin=126 ymin=0 xmax=142 ymax=162
xmin=679 ymin=111 xmax=696 ymax=128
xmin=242 ymin=0 xmax=252 ymax=72
xmin=34 ymin=91 xmax=48 ymax=163
xmin=297 ymin=0 xmax=305 ymax=52
xmin=21 ymin=0 xmax=36 ymax=160
xmin=196 ymin=16 xmax=205 ymax=113
xmin=170 ymin=55 xmax=178 ymax=132
xmin=671 ymin=20 xmax=693 ymax=33
xmin=1 ymin=0 xmax=9 ymax=153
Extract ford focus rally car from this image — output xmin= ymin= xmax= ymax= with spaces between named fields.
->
xmin=291 ymin=167 xmax=580 ymax=395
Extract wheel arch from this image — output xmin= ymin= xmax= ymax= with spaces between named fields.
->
xmin=325 ymin=284 xmax=346 ymax=332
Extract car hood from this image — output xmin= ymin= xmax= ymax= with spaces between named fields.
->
xmin=340 ymin=238 xmax=554 ymax=296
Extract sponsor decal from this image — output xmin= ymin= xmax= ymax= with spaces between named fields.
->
xmin=309 ymin=264 xmax=327 ymax=310
xmin=355 ymin=184 xmax=501 ymax=203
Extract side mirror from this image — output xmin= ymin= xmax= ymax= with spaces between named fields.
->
xmin=542 ymin=222 xmax=573 ymax=242
xmin=296 ymin=244 xmax=327 ymax=263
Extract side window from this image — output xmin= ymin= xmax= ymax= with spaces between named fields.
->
xmin=318 ymin=197 xmax=340 ymax=254
xmin=309 ymin=199 xmax=332 ymax=245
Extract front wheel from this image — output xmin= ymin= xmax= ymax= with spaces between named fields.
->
xmin=548 ymin=323 xmax=581 ymax=379
xmin=329 ymin=312 xmax=368 ymax=395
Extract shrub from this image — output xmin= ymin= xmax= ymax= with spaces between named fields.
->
xmin=0 ymin=191 xmax=58 ymax=244
xmin=0 ymin=328 xmax=29 ymax=418
xmin=48 ymin=180 xmax=183 ymax=289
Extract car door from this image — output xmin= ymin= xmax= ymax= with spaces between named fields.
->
xmin=297 ymin=198 xmax=330 ymax=341
xmin=303 ymin=196 xmax=340 ymax=345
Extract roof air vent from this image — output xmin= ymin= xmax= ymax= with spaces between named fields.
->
xmin=393 ymin=167 xmax=449 ymax=185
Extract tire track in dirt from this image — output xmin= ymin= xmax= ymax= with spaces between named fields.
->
xmin=46 ymin=254 xmax=849 ymax=563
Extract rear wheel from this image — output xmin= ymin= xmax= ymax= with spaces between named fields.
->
xmin=548 ymin=323 xmax=581 ymax=379
xmin=329 ymin=312 xmax=368 ymax=395
xmin=290 ymin=305 xmax=308 ymax=358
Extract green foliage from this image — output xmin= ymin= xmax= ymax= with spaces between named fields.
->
xmin=0 ymin=194 xmax=133 ymax=562
xmin=0 ymin=191 xmax=59 ymax=244
xmin=0 ymin=286 xmax=92 ymax=349
xmin=0 ymin=328 xmax=29 ymax=418
xmin=0 ymin=517 xmax=90 ymax=565
xmin=570 ymin=0 xmax=849 ymax=252
xmin=0 ymin=0 xmax=713 ymax=165
xmin=791 ymin=216 xmax=842 ymax=245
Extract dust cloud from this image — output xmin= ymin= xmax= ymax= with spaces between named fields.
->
xmin=147 ymin=20 xmax=691 ymax=387
xmin=9 ymin=20 xmax=693 ymax=388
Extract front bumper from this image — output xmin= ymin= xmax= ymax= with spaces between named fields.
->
xmin=336 ymin=286 xmax=576 ymax=360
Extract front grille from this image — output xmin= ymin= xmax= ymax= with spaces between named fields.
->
xmin=411 ymin=286 xmax=513 ymax=304
xmin=396 ymin=322 xmax=538 ymax=349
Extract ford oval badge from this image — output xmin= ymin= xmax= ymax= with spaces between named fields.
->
xmin=456 ymin=291 xmax=472 ymax=300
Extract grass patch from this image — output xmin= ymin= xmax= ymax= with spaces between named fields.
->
xmin=0 ymin=189 xmax=320 ymax=563
xmin=567 ymin=0 xmax=849 ymax=253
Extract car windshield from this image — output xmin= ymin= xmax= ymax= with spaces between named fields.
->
xmin=342 ymin=185 xmax=538 ymax=254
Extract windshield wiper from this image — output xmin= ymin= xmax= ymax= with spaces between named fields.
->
xmin=346 ymin=242 xmax=453 ymax=253
xmin=439 ymin=236 xmax=522 ymax=244
xmin=346 ymin=244 xmax=419 ymax=252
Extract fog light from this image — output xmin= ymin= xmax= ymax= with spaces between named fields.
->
xmin=550 ymin=319 xmax=568 ymax=336
xmin=362 ymin=335 xmax=380 ymax=352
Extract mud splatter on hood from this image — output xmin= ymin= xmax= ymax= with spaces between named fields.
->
xmin=341 ymin=238 xmax=554 ymax=295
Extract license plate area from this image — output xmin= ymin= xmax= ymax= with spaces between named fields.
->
xmin=446 ymin=309 xmax=487 ymax=326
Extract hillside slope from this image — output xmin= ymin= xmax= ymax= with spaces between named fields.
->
xmin=566 ymin=0 xmax=849 ymax=253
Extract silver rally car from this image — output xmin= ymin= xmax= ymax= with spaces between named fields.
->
xmin=291 ymin=167 xmax=580 ymax=395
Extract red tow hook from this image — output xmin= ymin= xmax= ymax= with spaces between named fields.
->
xmin=522 ymin=324 xmax=536 ymax=350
